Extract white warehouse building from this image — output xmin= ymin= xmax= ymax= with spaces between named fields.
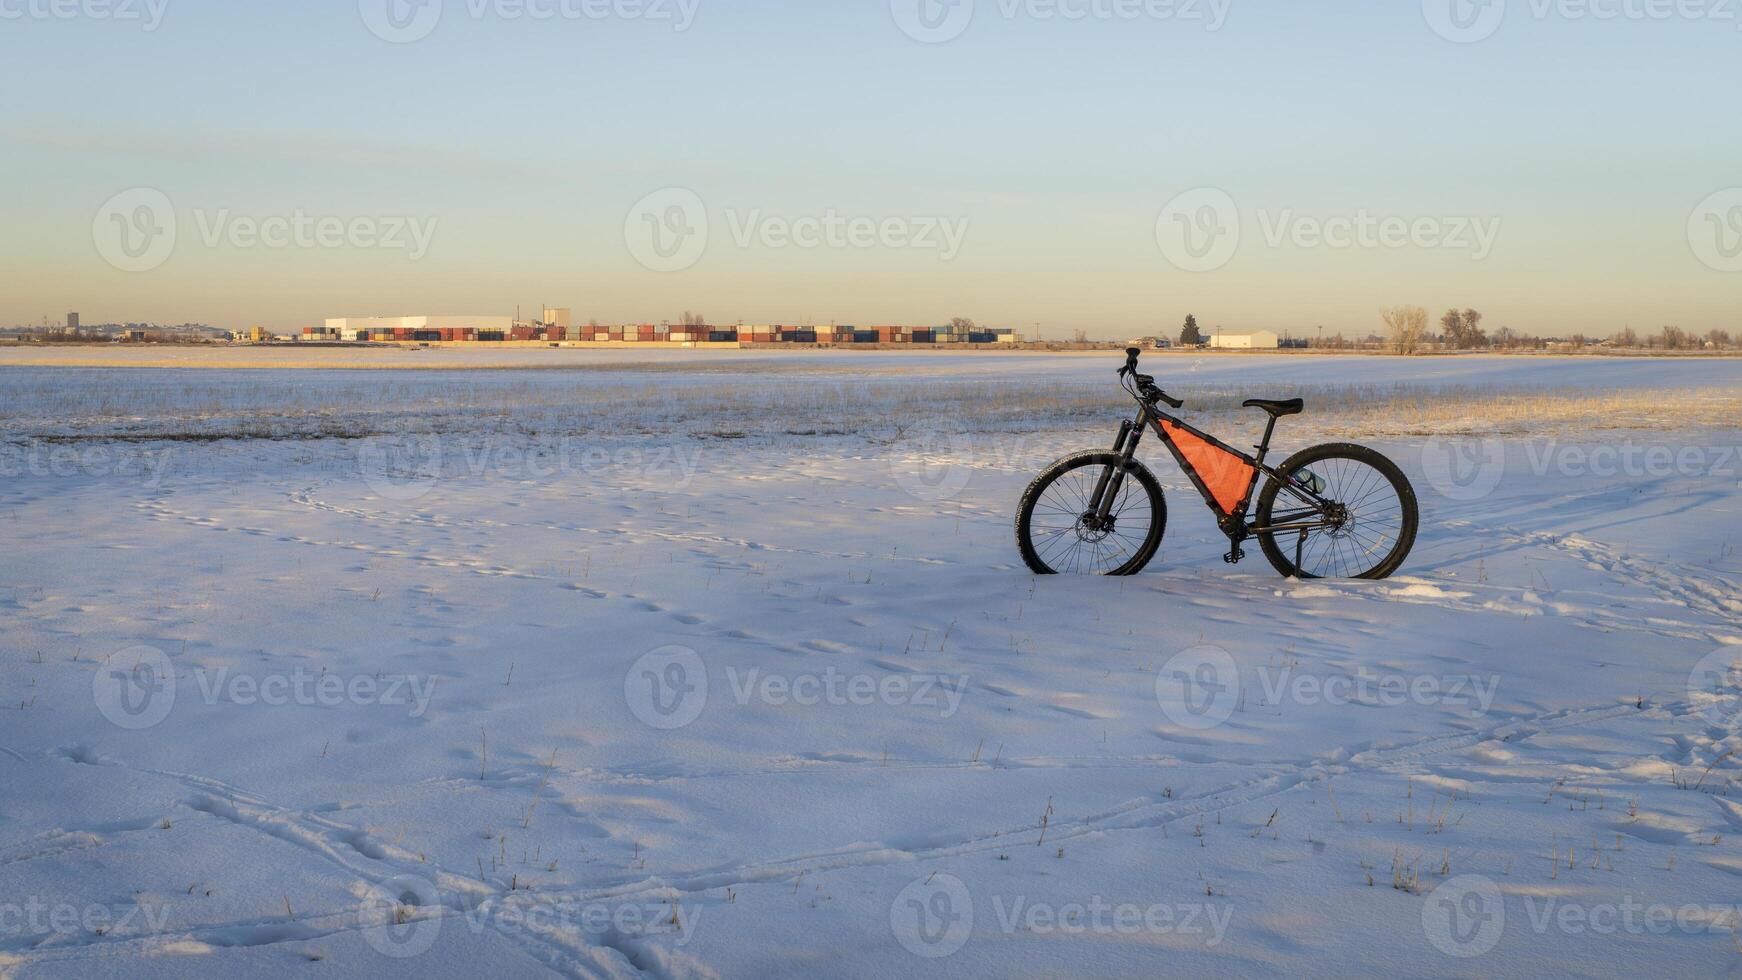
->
xmin=1209 ymin=330 xmax=1280 ymax=350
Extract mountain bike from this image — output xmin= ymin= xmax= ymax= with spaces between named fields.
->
xmin=1016 ymin=348 xmax=1418 ymax=579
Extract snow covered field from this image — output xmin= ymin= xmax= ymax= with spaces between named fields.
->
xmin=3 ymin=352 xmax=1741 ymax=978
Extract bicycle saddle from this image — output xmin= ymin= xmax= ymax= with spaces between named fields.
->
xmin=1243 ymin=398 xmax=1304 ymax=418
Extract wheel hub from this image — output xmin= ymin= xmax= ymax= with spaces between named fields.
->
xmin=1077 ymin=511 xmax=1116 ymax=542
xmin=1323 ymin=502 xmax=1352 ymax=536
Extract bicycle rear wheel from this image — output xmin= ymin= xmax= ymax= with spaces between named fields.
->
xmin=1017 ymin=452 xmax=1166 ymax=576
xmin=1254 ymin=443 xmax=1418 ymax=580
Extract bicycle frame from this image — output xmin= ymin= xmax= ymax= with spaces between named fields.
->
xmin=1088 ymin=398 xmax=1338 ymax=565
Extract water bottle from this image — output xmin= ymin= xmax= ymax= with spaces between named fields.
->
xmin=1297 ymin=468 xmax=1326 ymax=495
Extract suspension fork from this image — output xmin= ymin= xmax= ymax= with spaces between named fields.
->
xmin=1089 ymin=410 xmax=1147 ymax=520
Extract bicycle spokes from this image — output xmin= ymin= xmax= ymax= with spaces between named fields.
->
xmin=1280 ymin=457 xmax=1407 ymax=578
xmin=1028 ymin=466 xmax=1152 ymax=575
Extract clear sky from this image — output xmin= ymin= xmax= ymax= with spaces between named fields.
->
xmin=2 ymin=0 xmax=1738 ymax=336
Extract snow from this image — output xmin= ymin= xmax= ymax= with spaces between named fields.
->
xmin=2 ymin=353 xmax=1741 ymax=977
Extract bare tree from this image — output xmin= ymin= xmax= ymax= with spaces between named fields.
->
xmin=1461 ymin=309 xmax=1484 ymax=346
xmin=1439 ymin=309 xmax=1464 ymax=345
xmin=950 ymin=317 xmax=977 ymax=333
xmin=1382 ymin=305 xmax=1429 ymax=354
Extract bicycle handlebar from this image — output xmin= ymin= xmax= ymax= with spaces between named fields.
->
xmin=1119 ymin=347 xmax=1184 ymax=409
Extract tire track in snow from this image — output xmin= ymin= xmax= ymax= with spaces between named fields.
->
xmin=30 ymin=749 xmax=709 ymax=980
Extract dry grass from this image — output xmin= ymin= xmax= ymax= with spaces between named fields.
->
xmin=1 ymin=363 xmax=1736 ymax=443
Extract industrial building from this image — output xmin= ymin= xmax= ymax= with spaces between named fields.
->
xmin=1208 ymin=330 xmax=1281 ymax=350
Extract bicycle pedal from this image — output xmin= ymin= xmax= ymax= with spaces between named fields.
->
xmin=1223 ymin=548 xmax=1245 ymax=565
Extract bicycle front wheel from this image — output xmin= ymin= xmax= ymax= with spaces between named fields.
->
xmin=1017 ymin=452 xmax=1166 ymax=576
